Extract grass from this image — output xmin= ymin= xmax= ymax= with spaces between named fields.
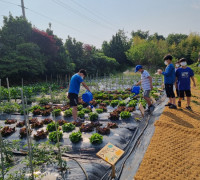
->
xmin=195 ymin=74 xmax=200 ymax=89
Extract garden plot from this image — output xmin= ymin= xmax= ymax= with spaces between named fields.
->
xmin=0 ymin=85 xmax=164 ymax=179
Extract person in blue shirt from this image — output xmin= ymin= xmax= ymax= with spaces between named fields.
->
xmin=175 ymin=61 xmax=180 ymax=98
xmin=176 ymin=58 xmax=196 ymax=110
xmin=68 ymin=69 xmax=91 ymax=122
xmin=157 ymin=55 xmax=177 ymax=109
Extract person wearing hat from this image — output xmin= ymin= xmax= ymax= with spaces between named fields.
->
xmin=68 ymin=69 xmax=91 ymax=122
xmin=175 ymin=58 xmax=196 ymax=110
xmin=157 ymin=54 xmax=177 ymax=109
xmin=135 ymin=65 xmax=155 ymax=113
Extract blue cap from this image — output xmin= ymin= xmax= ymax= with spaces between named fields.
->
xmin=135 ymin=65 xmax=142 ymax=72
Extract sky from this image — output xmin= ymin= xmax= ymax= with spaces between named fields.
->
xmin=0 ymin=0 xmax=200 ymax=48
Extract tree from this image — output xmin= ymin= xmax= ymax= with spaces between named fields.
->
xmin=0 ymin=43 xmax=45 ymax=79
xmin=102 ymin=30 xmax=132 ymax=69
xmin=126 ymin=37 xmax=168 ymax=69
xmin=166 ymin=33 xmax=188 ymax=45
xmin=64 ymin=36 xmax=83 ymax=71
xmin=131 ymin=30 xmax=149 ymax=40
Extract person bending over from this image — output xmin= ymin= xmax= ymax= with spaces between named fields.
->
xmin=68 ymin=69 xmax=91 ymax=122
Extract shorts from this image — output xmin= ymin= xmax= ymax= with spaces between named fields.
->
xmin=68 ymin=93 xmax=78 ymax=107
xmin=179 ymin=90 xmax=191 ymax=98
xmin=143 ymin=90 xmax=150 ymax=98
xmin=165 ymin=84 xmax=175 ymax=98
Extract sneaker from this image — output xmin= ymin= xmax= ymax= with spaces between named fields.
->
xmin=169 ymin=104 xmax=177 ymax=109
xmin=165 ymin=103 xmax=172 ymax=106
xmin=186 ymin=106 xmax=192 ymax=111
xmin=145 ymin=108 xmax=150 ymax=113
xmin=149 ymin=105 xmax=155 ymax=113
xmin=178 ymin=101 xmax=181 ymax=107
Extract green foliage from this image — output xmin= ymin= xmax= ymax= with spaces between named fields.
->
xmin=128 ymin=100 xmax=138 ymax=107
xmin=89 ymin=112 xmax=99 ymax=121
xmin=110 ymin=100 xmax=119 ymax=107
xmin=38 ymin=97 xmax=50 ymax=105
xmin=52 ymin=109 xmax=61 ymax=117
xmin=69 ymin=131 xmax=82 ymax=143
xmin=47 ymin=122 xmax=59 ymax=132
xmin=62 ymin=123 xmax=75 ymax=132
xmin=139 ymin=99 xmax=147 ymax=108
xmin=77 ymin=105 xmax=83 ymax=111
xmin=78 ymin=110 xmax=85 ymax=118
xmin=89 ymin=133 xmax=103 ymax=144
xmin=31 ymin=105 xmax=44 ymax=111
xmin=96 ymin=109 xmax=104 ymax=114
xmin=102 ymin=30 xmax=131 ymax=69
xmin=82 ymin=108 xmax=92 ymax=113
xmin=120 ymin=111 xmax=131 ymax=119
xmin=0 ymin=102 xmax=20 ymax=114
xmin=64 ymin=109 xmax=72 ymax=117
xmin=49 ymin=131 xmax=63 ymax=143
xmin=102 ymin=100 xmax=110 ymax=105
xmin=119 ymin=101 xmax=126 ymax=106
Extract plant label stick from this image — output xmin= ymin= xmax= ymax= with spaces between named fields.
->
xmin=150 ymin=97 xmax=156 ymax=104
xmin=139 ymin=103 xmax=145 ymax=117
xmin=97 ymin=143 xmax=124 ymax=178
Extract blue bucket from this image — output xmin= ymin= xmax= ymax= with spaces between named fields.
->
xmin=131 ymin=86 xmax=140 ymax=95
xmin=82 ymin=91 xmax=93 ymax=103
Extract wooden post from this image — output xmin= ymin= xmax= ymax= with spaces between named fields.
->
xmin=21 ymin=90 xmax=34 ymax=180
xmin=6 ymin=78 xmax=10 ymax=102
xmin=0 ymin=132 xmax=5 ymax=179
xmin=22 ymin=78 xmax=24 ymax=89
xmin=111 ymin=165 xmax=115 ymax=178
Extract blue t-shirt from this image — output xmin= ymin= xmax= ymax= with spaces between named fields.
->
xmin=69 ymin=74 xmax=83 ymax=94
xmin=176 ymin=67 xmax=194 ymax=90
xmin=162 ymin=64 xmax=176 ymax=84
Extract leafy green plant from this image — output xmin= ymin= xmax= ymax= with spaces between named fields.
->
xmin=77 ymin=105 xmax=83 ymax=111
xmin=102 ymin=100 xmax=110 ymax=105
xmin=89 ymin=133 xmax=103 ymax=144
xmin=0 ymin=102 xmax=20 ymax=114
xmin=89 ymin=112 xmax=98 ymax=121
xmin=128 ymin=100 xmax=138 ymax=107
xmin=110 ymin=100 xmax=119 ymax=107
xmin=96 ymin=109 xmax=104 ymax=114
xmin=49 ymin=131 xmax=63 ymax=142
xmin=96 ymin=100 xmax=102 ymax=104
xmin=69 ymin=131 xmax=82 ymax=143
xmin=47 ymin=122 xmax=59 ymax=132
xmin=119 ymin=101 xmax=126 ymax=106
xmin=82 ymin=108 xmax=91 ymax=113
xmin=120 ymin=111 xmax=131 ymax=119
xmin=62 ymin=123 xmax=75 ymax=132
xmin=64 ymin=109 xmax=72 ymax=117
xmin=139 ymin=99 xmax=147 ymax=108
xmin=78 ymin=111 xmax=85 ymax=118
xmin=52 ymin=109 xmax=61 ymax=116
xmin=39 ymin=97 xmax=50 ymax=105
xmin=31 ymin=105 xmax=45 ymax=112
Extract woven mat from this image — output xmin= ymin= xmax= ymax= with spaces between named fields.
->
xmin=134 ymin=87 xmax=200 ymax=180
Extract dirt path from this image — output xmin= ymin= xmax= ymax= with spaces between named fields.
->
xmin=134 ymin=83 xmax=200 ymax=180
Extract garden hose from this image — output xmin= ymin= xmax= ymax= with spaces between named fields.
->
xmin=70 ymin=157 xmax=89 ymax=180
xmin=101 ymin=95 xmax=166 ymax=180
